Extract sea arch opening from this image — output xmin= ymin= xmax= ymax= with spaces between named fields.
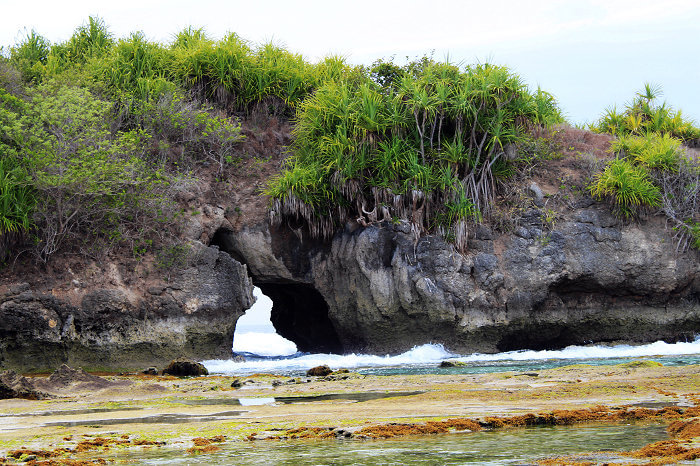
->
xmin=232 ymin=287 xmax=297 ymax=357
xmin=210 ymin=227 xmax=343 ymax=355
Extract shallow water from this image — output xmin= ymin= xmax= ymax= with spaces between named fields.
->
xmin=0 ymin=406 xmax=142 ymax=417
xmin=95 ymin=422 xmax=668 ymax=465
xmin=43 ymin=411 xmax=244 ymax=428
xmin=172 ymin=391 xmax=424 ymax=407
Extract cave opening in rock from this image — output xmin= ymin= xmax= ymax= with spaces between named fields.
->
xmin=210 ymin=227 xmax=344 ymax=355
xmin=232 ymin=287 xmax=298 ymax=356
xmin=258 ymin=282 xmax=343 ymax=354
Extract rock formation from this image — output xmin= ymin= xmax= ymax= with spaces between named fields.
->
xmin=0 ymin=242 xmax=254 ymax=371
xmin=216 ymin=201 xmax=699 ymax=355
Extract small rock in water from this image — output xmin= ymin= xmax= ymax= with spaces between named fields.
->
xmin=307 ymin=365 xmax=333 ymax=377
xmin=162 ymin=358 xmax=209 ymax=377
xmin=232 ymin=354 xmax=246 ymax=363
xmin=439 ymin=360 xmax=466 ymax=368
xmin=142 ymin=367 xmax=158 ymax=376
xmin=230 ymin=379 xmax=242 ymax=388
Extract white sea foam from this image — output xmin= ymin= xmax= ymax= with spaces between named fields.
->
xmin=203 ymin=338 xmax=700 ymax=375
xmin=232 ymin=331 xmax=298 ymax=357
xmin=203 ymin=343 xmax=453 ymax=374
xmin=456 ymin=338 xmax=700 ymax=363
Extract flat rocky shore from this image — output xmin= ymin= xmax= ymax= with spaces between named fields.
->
xmin=2 ymin=361 xmax=700 ymax=464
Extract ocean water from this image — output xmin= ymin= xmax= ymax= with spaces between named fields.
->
xmin=223 ymin=287 xmax=700 ymax=376
xmin=98 ymin=422 xmax=669 ymax=465
xmin=204 ymin=336 xmax=700 ymax=376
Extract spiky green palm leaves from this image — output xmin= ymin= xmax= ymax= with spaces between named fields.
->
xmin=267 ymin=61 xmax=561 ymax=251
xmin=10 ymin=30 xmax=50 ymax=83
xmin=591 ymin=132 xmax=689 ymax=219
xmin=593 ymin=83 xmax=700 ymax=140
xmin=590 ymin=158 xmax=661 ymax=218
xmin=0 ymin=156 xmax=34 ymax=259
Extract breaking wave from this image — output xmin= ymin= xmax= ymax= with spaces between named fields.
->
xmin=203 ymin=337 xmax=700 ymax=375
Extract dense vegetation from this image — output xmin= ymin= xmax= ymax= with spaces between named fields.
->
xmin=0 ymin=19 xmax=251 ymax=263
xmin=591 ymin=86 xmax=700 ymax=250
xmin=1 ymin=17 xmax=697 ymax=265
xmin=265 ymin=59 xmax=564 ymax=250
xmin=592 ymin=83 xmax=700 ymax=141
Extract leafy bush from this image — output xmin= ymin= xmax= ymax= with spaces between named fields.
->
xmin=653 ymin=152 xmax=700 ymax=251
xmin=127 ymin=85 xmax=244 ymax=172
xmin=611 ymin=133 xmax=682 ymax=172
xmin=591 ymin=131 xmax=700 ymax=250
xmin=0 ymin=79 xmax=180 ymax=262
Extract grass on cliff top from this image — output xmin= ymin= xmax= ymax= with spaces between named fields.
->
xmin=3 ymin=17 xmax=699 ymax=262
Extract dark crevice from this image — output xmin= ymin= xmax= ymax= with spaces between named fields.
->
xmin=209 ymin=228 xmax=246 ymax=265
xmin=210 ymin=227 xmax=343 ymax=354
xmin=260 ymin=283 xmax=342 ymax=354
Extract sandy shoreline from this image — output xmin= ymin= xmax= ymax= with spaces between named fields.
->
xmin=2 ymin=361 xmax=700 ymax=464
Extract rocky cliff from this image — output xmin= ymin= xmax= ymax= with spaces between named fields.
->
xmin=2 ymin=122 xmax=698 ymax=370
xmin=0 ymin=243 xmax=254 ymax=371
xmin=218 ymin=200 xmax=699 ymax=354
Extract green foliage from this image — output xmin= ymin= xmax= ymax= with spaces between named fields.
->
xmin=47 ymin=16 xmax=113 ymax=74
xmin=0 ymin=156 xmax=35 ymax=260
xmin=532 ymin=88 xmax=566 ymax=126
xmin=267 ymin=58 xmax=564 ymax=250
xmin=0 ymin=76 xmax=184 ymax=262
xmin=10 ymin=30 xmax=50 ymax=83
xmin=611 ymin=133 xmax=682 ymax=172
xmin=127 ymin=84 xmax=243 ymax=171
xmin=592 ymin=83 xmax=700 ymax=140
xmin=590 ymin=158 xmax=661 ymax=217
xmin=156 ymin=243 xmax=191 ymax=273
xmin=592 ymin=131 xmax=700 ymax=251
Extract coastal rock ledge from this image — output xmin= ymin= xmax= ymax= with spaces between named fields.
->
xmin=0 ymin=243 xmax=254 ymax=371
xmin=219 ymin=203 xmax=700 ymax=355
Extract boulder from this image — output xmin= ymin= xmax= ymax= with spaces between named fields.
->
xmin=32 ymin=364 xmax=123 ymax=392
xmin=306 ymin=365 xmax=332 ymax=377
xmin=0 ymin=370 xmax=49 ymax=400
xmin=162 ymin=358 xmax=209 ymax=377
xmin=439 ymin=361 xmax=467 ymax=368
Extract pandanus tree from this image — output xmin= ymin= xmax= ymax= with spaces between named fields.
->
xmin=267 ymin=58 xmax=563 ymax=251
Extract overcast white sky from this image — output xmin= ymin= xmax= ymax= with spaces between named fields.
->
xmin=2 ymin=0 xmax=699 ymax=124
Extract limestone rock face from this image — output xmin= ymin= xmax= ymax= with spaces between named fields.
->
xmin=0 ymin=243 xmax=254 ymax=371
xmin=225 ymin=205 xmax=699 ymax=354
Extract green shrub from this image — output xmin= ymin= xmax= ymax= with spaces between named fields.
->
xmin=592 ymin=83 xmax=700 ymax=140
xmin=10 ymin=30 xmax=50 ymax=83
xmin=0 ymin=156 xmax=35 ymax=260
xmin=47 ymin=16 xmax=113 ymax=74
xmin=590 ymin=158 xmax=661 ymax=218
xmin=266 ymin=58 xmax=563 ymax=250
xmin=611 ymin=133 xmax=682 ymax=172
xmin=0 ymin=78 xmax=182 ymax=262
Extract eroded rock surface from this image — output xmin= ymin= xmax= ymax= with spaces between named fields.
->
xmin=222 ymin=204 xmax=699 ymax=354
xmin=0 ymin=243 xmax=254 ymax=371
